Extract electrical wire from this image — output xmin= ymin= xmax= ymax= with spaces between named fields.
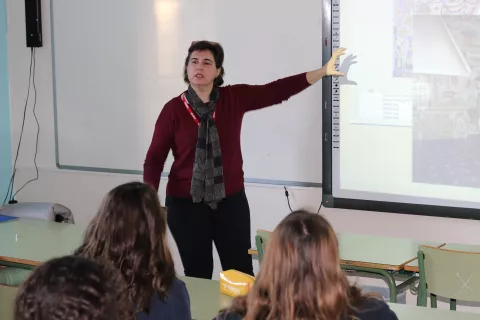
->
xmin=13 ymin=47 xmax=39 ymax=198
xmin=284 ymin=186 xmax=324 ymax=214
xmin=284 ymin=186 xmax=293 ymax=213
xmin=2 ymin=47 xmax=37 ymax=205
xmin=317 ymin=201 xmax=323 ymax=214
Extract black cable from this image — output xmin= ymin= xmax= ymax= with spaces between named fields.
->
xmin=317 ymin=201 xmax=323 ymax=214
xmin=284 ymin=186 xmax=293 ymax=213
xmin=2 ymin=47 xmax=35 ymax=206
xmin=283 ymin=186 xmax=323 ymax=213
xmin=13 ymin=47 xmax=39 ymax=198
xmin=2 ymin=174 xmax=15 ymax=206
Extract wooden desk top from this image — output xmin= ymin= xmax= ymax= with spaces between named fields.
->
xmin=250 ymin=232 xmax=444 ymax=271
xmin=0 ymin=219 xmax=85 ymax=267
xmin=404 ymin=259 xmax=420 ymax=272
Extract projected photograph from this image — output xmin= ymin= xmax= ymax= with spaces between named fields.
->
xmin=393 ymin=0 xmax=480 ymax=77
xmin=393 ymin=0 xmax=413 ymax=77
xmin=413 ymin=0 xmax=480 ymax=15
xmin=411 ymin=14 xmax=480 ymax=188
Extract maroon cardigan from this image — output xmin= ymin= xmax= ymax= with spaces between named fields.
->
xmin=143 ymin=72 xmax=311 ymax=198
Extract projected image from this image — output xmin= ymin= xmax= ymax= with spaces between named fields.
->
xmin=393 ymin=0 xmax=480 ymax=77
xmin=334 ymin=0 xmax=480 ymax=208
xmin=411 ymin=15 xmax=480 ymax=188
xmin=413 ymin=0 xmax=479 ymax=15
xmin=393 ymin=0 xmax=413 ymax=77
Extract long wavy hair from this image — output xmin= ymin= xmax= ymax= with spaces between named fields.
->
xmin=74 ymin=181 xmax=175 ymax=314
xmin=223 ymin=210 xmax=371 ymax=320
xmin=15 ymin=255 xmax=132 ymax=320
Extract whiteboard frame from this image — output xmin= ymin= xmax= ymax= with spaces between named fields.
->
xmin=49 ymin=0 xmax=322 ymax=188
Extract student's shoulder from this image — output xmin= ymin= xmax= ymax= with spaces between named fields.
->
xmin=353 ymin=297 xmax=398 ymax=320
xmin=149 ymin=277 xmax=190 ymax=305
xmin=169 ymin=277 xmax=188 ymax=292
xmin=160 ymin=277 xmax=190 ymax=304
xmin=137 ymin=278 xmax=191 ymax=320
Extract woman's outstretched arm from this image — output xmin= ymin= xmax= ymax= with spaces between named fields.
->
xmin=229 ymin=47 xmax=347 ymax=112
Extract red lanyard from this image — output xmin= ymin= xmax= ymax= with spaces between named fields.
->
xmin=181 ymin=93 xmax=216 ymax=127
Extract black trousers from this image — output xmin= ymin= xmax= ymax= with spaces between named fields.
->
xmin=166 ymin=190 xmax=254 ymax=279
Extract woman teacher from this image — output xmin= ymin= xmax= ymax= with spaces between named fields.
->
xmin=144 ymin=41 xmax=345 ymax=279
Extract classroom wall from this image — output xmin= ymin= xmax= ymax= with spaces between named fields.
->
xmin=0 ymin=0 xmax=12 ymax=203
xmin=7 ymin=0 xmax=480 ymax=310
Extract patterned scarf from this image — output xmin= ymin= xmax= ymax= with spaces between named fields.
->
xmin=186 ymin=85 xmax=226 ymax=209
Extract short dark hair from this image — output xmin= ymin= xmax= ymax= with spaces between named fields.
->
xmin=14 ymin=255 xmax=132 ymax=320
xmin=184 ymin=40 xmax=225 ymax=86
xmin=74 ymin=181 xmax=175 ymax=314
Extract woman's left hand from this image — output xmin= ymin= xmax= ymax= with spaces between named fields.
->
xmin=325 ymin=47 xmax=346 ymax=76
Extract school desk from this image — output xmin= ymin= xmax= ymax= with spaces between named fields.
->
xmin=388 ymin=302 xmax=480 ymax=320
xmin=250 ymin=232 xmax=445 ymax=303
xmin=181 ymin=276 xmax=233 ymax=320
xmin=0 ymin=208 xmax=171 ymax=268
xmin=0 ymin=218 xmax=450 ymax=304
xmin=180 ymin=276 xmax=479 ymax=320
xmin=0 ymin=278 xmax=230 ymax=320
xmin=1 ymin=278 xmax=479 ymax=320
xmin=183 ymin=275 xmax=480 ymax=320
xmin=0 ymin=219 xmax=85 ymax=269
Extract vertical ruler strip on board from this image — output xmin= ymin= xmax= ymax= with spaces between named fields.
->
xmin=332 ymin=0 xmax=340 ymax=149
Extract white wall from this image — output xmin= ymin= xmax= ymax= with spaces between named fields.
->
xmin=0 ymin=0 xmax=11 ymax=203
xmin=7 ymin=0 xmax=480 ymax=311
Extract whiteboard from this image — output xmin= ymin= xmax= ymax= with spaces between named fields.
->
xmin=51 ymin=0 xmax=324 ymax=186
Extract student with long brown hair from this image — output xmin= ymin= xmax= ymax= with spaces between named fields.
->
xmin=15 ymin=255 xmax=132 ymax=320
xmin=75 ymin=181 xmax=191 ymax=320
xmin=217 ymin=210 xmax=398 ymax=320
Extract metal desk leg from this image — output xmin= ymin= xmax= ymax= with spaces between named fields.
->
xmin=341 ymin=265 xmax=416 ymax=303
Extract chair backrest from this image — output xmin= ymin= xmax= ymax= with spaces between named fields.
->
xmin=418 ymin=245 xmax=480 ymax=309
xmin=0 ymin=284 xmax=17 ymax=320
xmin=255 ymin=230 xmax=271 ymax=263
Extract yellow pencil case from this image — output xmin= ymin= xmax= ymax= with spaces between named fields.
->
xmin=219 ymin=269 xmax=255 ymax=297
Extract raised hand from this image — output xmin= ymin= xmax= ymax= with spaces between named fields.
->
xmin=325 ymin=47 xmax=346 ymax=76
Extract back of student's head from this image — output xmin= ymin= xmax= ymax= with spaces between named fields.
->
xmin=14 ymin=255 xmax=131 ymax=320
xmin=227 ymin=210 xmax=366 ymax=320
xmin=74 ymin=181 xmax=175 ymax=314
